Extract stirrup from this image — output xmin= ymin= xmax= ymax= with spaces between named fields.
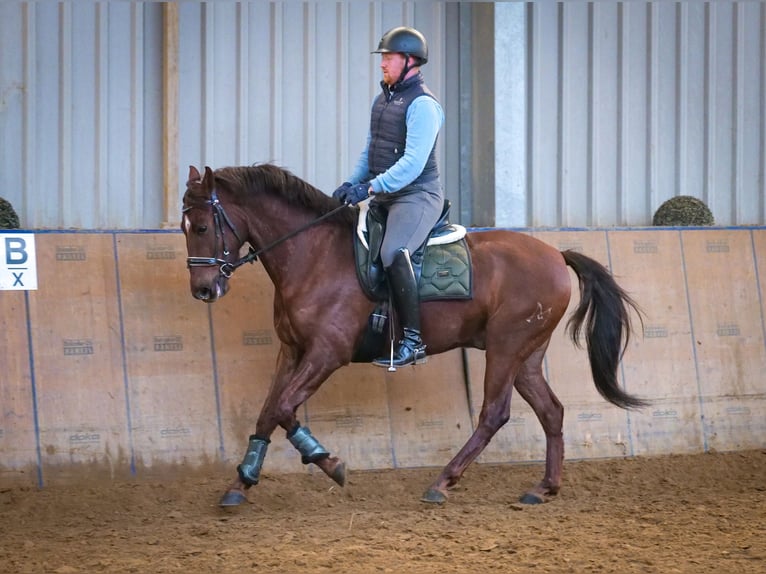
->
xmin=372 ymin=340 xmax=427 ymax=370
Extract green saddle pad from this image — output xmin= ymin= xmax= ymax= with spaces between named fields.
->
xmin=418 ymin=239 xmax=472 ymax=301
xmin=354 ymin=232 xmax=472 ymax=302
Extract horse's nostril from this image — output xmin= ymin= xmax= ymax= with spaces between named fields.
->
xmin=194 ymin=288 xmax=211 ymax=301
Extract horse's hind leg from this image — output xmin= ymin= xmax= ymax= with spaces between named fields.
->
xmin=421 ymin=351 xmax=519 ymax=504
xmin=513 ymin=344 xmax=564 ymax=504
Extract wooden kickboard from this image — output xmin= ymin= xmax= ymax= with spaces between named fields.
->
xmin=560 ymin=402 xmax=634 ymax=460
xmin=208 ymin=263 xmax=303 ymax=475
xmin=728 ymin=228 xmax=766 ymax=450
xmin=0 ymin=291 xmax=37 ymax=484
xmin=383 ymin=349 xmax=473 ymax=469
xmin=26 ymin=234 xmax=130 ymax=481
xmin=116 ymin=233 xmax=220 ymax=467
xmin=4 ymin=227 xmax=765 ymax=485
xmin=699 ymin=395 xmax=766 ymax=451
xmin=607 ymin=230 xmax=704 ymax=456
xmin=755 ymin=230 xmax=766 ymax=332
xmin=681 ymin=229 xmax=766 ymax=451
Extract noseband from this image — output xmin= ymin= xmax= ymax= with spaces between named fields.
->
xmin=184 ymin=189 xmax=348 ymax=278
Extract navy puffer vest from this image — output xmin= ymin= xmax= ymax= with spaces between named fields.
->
xmin=368 ymin=73 xmax=440 ymax=187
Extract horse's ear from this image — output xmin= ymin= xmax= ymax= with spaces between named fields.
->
xmin=187 ymin=165 xmax=201 ymax=183
xmin=203 ymin=166 xmax=214 ymax=189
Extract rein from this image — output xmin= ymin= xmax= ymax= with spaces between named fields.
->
xmin=185 ymin=189 xmax=348 ymax=278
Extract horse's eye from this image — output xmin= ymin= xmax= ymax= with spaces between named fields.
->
xmin=196 ymin=224 xmax=208 ymax=234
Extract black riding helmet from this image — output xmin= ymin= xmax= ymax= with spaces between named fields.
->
xmin=372 ymin=26 xmax=428 ymax=65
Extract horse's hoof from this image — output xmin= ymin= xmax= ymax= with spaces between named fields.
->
xmin=219 ymin=490 xmax=247 ymax=507
xmin=519 ymin=492 xmax=546 ymax=505
xmin=330 ymin=461 xmax=346 ymax=487
xmin=421 ymin=488 xmax=447 ymax=504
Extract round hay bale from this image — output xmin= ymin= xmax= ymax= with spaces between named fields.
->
xmin=652 ymin=195 xmax=714 ymax=226
xmin=0 ymin=197 xmax=20 ymax=229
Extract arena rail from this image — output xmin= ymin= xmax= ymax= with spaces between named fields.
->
xmin=1 ymin=228 xmax=764 ymax=486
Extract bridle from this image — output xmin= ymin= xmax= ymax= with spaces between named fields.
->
xmin=183 ymin=188 xmax=347 ymax=278
xmin=183 ymin=189 xmax=247 ymax=278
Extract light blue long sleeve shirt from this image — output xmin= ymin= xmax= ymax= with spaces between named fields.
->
xmin=348 ymin=95 xmax=444 ymax=194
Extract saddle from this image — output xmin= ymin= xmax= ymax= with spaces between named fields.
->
xmin=350 ymin=199 xmax=473 ymax=363
xmin=353 ymin=199 xmax=473 ymax=302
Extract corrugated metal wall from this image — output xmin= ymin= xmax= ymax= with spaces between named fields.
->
xmin=495 ymin=2 xmax=766 ymax=227
xmin=0 ymin=2 xmax=764 ymax=229
xmin=176 ymin=1 xmax=452 ymax=201
xmin=0 ymin=2 xmax=164 ymax=229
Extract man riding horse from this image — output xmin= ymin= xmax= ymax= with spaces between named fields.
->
xmin=333 ymin=26 xmax=444 ymax=368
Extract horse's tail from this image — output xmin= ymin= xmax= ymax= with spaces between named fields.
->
xmin=561 ymin=249 xmax=649 ymax=410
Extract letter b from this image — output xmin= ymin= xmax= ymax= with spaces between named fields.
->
xmin=5 ymin=238 xmax=27 ymax=265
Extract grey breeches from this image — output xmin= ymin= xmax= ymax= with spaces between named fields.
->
xmin=375 ymin=181 xmax=444 ymax=268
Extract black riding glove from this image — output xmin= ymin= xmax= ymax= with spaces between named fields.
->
xmin=344 ymin=183 xmax=369 ymax=206
xmin=332 ymin=182 xmax=352 ymax=202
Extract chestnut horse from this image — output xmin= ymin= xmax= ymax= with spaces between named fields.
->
xmin=181 ymin=164 xmax=647 ymax=507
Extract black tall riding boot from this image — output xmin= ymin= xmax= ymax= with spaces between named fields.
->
xmin=372 ymin=248 xmax=427 ymax=368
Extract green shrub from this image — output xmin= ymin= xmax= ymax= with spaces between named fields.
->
xmin=652 ymin=196 xmax=714 ymax=226
xmin=0 ymin=197 xmax=20 ymax=229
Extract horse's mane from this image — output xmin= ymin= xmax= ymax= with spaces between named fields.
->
xmin=214 ymin=164 xmax=357 ymax=227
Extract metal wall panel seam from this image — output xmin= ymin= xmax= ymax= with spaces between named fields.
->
xmin=271 ymin=3 xmax=283 ymax=166
xmin=60 ymin=3 xmax=72 ymax=227
xmin=640 ymin=5 xmax=652 ymax=226
xmin=588 ymin=3 xmax=597 ymax=227
xmin=337 ymin=2 xmax=349 ymax=184
xmin=734 ymin=4 xmax=746 ymax=223
xmin=370 ymin=2 xmax=383 ymax=111
xmin=588 ymin=4 xmax=598 ymax=226
xmin=237 ymin=2 xmax=249 ymax=166
xmin=202 ymin=4 xmax=215 ymax=166
xmin=617 ymin=3 xmax=626 ymax=225
xmin=22 ymin=4 xmax=35 ymax=226
xmin=402 ymin=3 xmax=417 ymax=38
xmin=304 ymin=2 xmax=316 ymax=185
xmin=161 ymin=3 xmax=179 ymax=227
xmin=97 ymin=4 xmax=109 ymax=227
xmin=532 ymin=3 xmax=548 ymax=226
xmin=762 ymin=4 xmax=766 ymax=223
xmin=458 ymin=3 xmax=472 ymax=225
xmin=648 ymin=3 xmax=661 ymax=215
xmin=559 ymin=3 xmax=570 ymax=226
xmin=677 ymin=3 xmax=689 ymax=202
xmin=132 ymin=4 xmax=145 ymax=229
xmin=703 ymin=4 xmax=716 ymax=208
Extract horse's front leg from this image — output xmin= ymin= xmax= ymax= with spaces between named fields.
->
xmin=219 ymin=344 xmax=346 ymax=507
